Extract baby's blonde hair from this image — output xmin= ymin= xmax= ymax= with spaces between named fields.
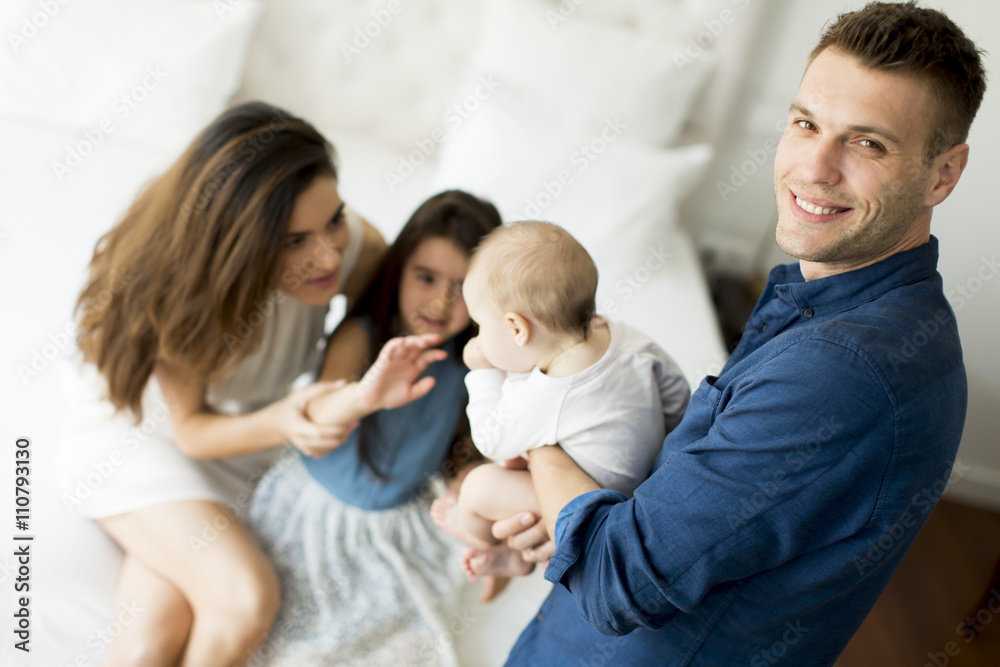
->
xmin=469 ymin=221 xmax=597 ymax=337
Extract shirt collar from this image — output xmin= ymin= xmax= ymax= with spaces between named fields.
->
xmin=766 ymin=236 xmax=940 ymax=316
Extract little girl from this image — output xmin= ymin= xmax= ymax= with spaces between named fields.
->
xmin=248 ymin=190 xmax=502 ymax=666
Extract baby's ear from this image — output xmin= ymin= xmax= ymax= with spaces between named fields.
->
xmin=505 ymin=312 xmax=531 ymax=347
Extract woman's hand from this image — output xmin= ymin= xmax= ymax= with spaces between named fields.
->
xmin=357 ymin=334 xmax=447 ymax=411
xmin=463 ymin=336 xmax=494 ymax=370
xmin=272 ymin=380 xmax=358 ymax=458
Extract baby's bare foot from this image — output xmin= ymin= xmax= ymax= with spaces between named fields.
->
xmin=461 ymin=545 xmax=535 ymax=582
xmin=430 ymin=493 xmax=468 ymax=541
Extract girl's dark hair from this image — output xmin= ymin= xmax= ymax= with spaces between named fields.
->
xmin=342 ymin=190 xmax=502 ymax=478
xmin=76 ymin=101 xmax=336 ymax=419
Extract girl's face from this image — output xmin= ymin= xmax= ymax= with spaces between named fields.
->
xmin=277 ymin=176 xmax=351 ymax=306
xmin=397 ymin=236 xmax=470 ymax=340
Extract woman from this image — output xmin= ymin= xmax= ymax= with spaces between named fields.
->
xmin=56 ymin=101 xmax=386 ymax=666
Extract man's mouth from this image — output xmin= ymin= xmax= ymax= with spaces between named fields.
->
xmin=792 ymin=191 xmax=852 ymax=216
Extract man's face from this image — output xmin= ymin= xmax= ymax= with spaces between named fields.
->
xmin=774 ymin=48 xmax=937 ymax=276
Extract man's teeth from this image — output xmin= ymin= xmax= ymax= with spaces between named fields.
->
xmin=795 ymin=196 xmax=845 ymax=216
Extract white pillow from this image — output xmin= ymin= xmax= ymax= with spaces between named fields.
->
xmin=471 ymin=0 xmax=716 ymax=147
xmin=431 ymin=91 xmax=712 ymax=277
xmin=0 ymin=0 xmax=263 ymax=157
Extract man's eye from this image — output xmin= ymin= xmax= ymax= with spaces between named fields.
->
xmin=418 ymin=273 xmax=434 ymax=284
xmin=858 ymin=139 xmax=885 ymax=152
xmin=795 ymin=119 xmax=816 ymax=131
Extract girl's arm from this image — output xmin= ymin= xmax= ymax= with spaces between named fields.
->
xmin=154 ymin=360 xmax=347 ymax=460
xmin=340 ymin=219 xmax=387 ymax=311
xmin=308 ymin=333 xmax=448 ymax=424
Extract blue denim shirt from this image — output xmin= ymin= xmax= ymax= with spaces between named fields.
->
xmin=506 ymin=237 xmax=967 ymax=666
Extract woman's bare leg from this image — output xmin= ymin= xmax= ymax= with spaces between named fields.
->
xmin=99 ymin=499 xmax=279 ymax=667
xmin=101 ymin=554 xmax=193 ymax=667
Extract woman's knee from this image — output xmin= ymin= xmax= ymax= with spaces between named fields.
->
xmin=200 ymin=557 xmax=280 ymax=650
xmin=103 ymin=608 xmax=193 ymax=667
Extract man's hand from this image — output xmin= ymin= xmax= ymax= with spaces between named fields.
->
xmin=463 ymin=336 xmax=494 ymax=370
xmin=492 ymin=512 xmax=554 ymax=564
xmin=357 ymin=334 xmax=447 ymax=411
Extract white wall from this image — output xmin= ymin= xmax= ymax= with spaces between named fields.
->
xmin=683 ymin=0 xmax=1000 ymax=509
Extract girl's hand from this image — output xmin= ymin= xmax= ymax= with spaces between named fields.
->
xmin=273 ymin=380 xmax=359 ymax=458
xmin=357 ymin=334 xmax=447 ymax=411
xmin=463 ymin=336 xmax=494 ymax=370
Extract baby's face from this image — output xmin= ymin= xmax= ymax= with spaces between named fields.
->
xmin=463 ymin=265 xmax=535 ymax=373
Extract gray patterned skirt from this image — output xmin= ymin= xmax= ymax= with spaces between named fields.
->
xmin=248 ymin=454 xmax=465 ymax=666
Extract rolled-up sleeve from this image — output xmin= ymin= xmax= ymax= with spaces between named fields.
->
xmin=544 ymin=337 xmax=893 ymax=637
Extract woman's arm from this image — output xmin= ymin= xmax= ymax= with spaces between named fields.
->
xmin=340 ymin=219 xmax=387 ymax=311
xmin=154 ymin=360 xmax=346 ymax=460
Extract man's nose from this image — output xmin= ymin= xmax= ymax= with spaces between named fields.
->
xmin=800 ymin=137 xmax=843 ymax=186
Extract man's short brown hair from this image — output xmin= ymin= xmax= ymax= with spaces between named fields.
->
xmin=809 ymin=1 xmax=987 ymax=162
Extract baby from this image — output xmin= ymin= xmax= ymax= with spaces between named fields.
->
xmin=431 ymin=221 xmax=691 ymax=580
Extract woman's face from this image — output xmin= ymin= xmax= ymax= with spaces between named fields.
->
xmin=277 ymin=176 xmax=351 ymax=306
xmin=397 ymin=236 xmax=470 ymax=340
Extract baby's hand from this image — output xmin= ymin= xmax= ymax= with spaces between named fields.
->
xmin=463 ymin=336 xmax=494 ymax=370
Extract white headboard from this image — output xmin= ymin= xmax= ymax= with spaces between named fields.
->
xmin=233 ymin=0 xmax=773 ymax=153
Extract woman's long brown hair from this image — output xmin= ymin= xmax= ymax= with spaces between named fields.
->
xmin=75 ymin=102 xmax=337 ymax=420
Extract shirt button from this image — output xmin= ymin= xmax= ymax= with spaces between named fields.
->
xmin=803 ymin=308 xmax=814 ymax=318
xmin=536 ymin=610 xmax=544 ymax=621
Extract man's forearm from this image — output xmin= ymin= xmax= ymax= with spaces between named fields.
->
xmin=526 ymin=445 xmax=601 ymax=538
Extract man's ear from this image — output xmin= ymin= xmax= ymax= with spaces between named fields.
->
xmin=505 ymin=312 xmax=531 ymax=347
xmin=925 ymin=143 xmax=969 ymax=208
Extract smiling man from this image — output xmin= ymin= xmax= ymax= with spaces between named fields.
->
xmin=500 ymin=3 xmax=987 ymax=665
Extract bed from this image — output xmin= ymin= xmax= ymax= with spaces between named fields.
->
xmin=0 ymin=0 xmax=767 ymax=664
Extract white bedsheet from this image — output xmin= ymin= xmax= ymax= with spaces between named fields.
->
xmin=0 ymin=116 xmax=725 ymax=666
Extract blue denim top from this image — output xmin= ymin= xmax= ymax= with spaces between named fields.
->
xmin=507 ymin=236 xmax=967 ymax=666
xmin=302 ymin=320 xmax=468 ymax=510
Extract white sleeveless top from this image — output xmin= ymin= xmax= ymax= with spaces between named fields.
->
xmin=55 ymin=208 xmax=365 ymax=519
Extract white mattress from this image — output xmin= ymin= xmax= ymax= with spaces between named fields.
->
xmin=0 ymin=116 xmax=726 ymax=666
